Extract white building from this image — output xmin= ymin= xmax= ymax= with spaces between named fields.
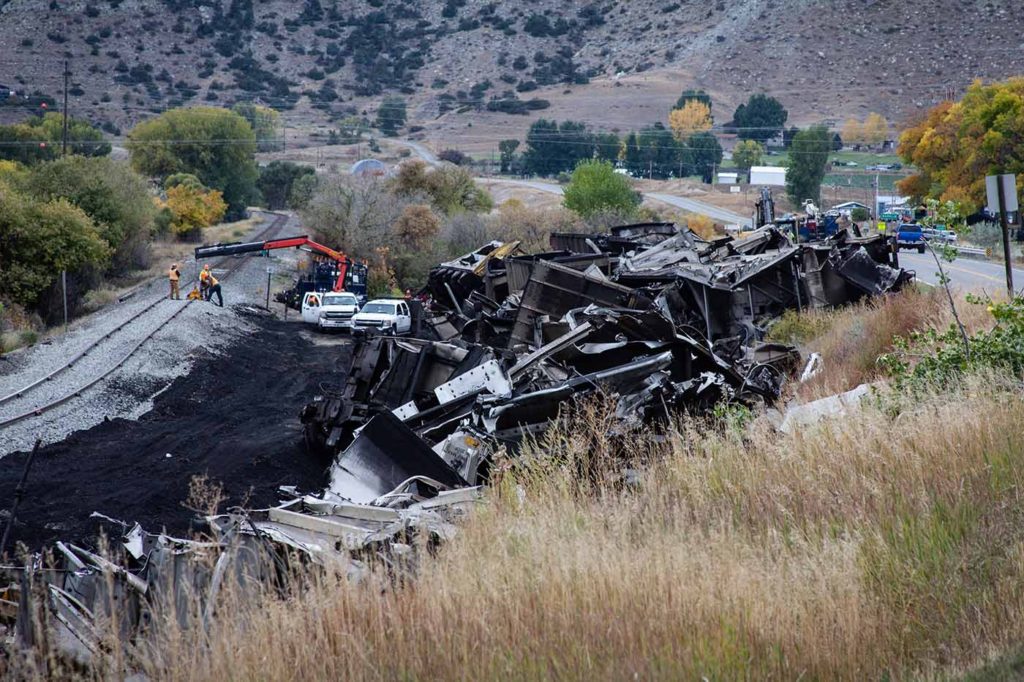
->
xmin=829 ymin=201 xmax=869 ymax=217
xmin=749 ymin=166 xmax=786 ymax=187
xmin=716 ymin=171 xmax=739 ymax=185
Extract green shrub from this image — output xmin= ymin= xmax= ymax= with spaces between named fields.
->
xmin=880 ymin=295 xmax=1024 ymax=388
xmin=766 ymin=309 xmax=833 ymax=345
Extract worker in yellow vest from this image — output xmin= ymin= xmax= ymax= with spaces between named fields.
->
xmin=206 ymin=271 xmax=223 ymax=307
xmin=168 ymin=263 xmax=181 ymax=300
xmin=199 ymin=264 xmax=212 ymax=299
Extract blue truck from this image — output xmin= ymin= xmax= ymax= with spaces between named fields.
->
xmin=896 ymin=223 xmax=926 ymax=253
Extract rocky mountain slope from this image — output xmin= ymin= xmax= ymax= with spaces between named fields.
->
xmin=1 ymin=0 xmax=1021 ymax=136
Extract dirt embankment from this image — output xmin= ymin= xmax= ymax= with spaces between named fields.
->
xmin=0 ymin=313 xmax=349 ymax=551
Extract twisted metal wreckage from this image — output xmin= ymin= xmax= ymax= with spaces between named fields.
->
xmin=5 ymin=222 xmax=910 ymax=666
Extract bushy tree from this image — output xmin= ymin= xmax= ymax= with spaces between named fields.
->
xmin=301 ymin=175 xmax=405 ymax=256
xmin=523 ymin=119 xmax=595 ymax=176
xmin=257 ymin=161 xmax=314 ymax=210
xmin=498 ymin=138 xmax=520 ymax=173
xmin=733 ymin=94 xmax=788 ymax=144
xmin=288 ymin=173 xmax=318 ymax=209
xmin=674 ymin=88 xmax=711 ymax=112
xmin=786 ymin=125 xmax=831 ymax=205
xmin=732 ymin=139 xmax=763 ymax=172
xmin=438 ymin=149 xmax=469 ymax=165
xmin=394 ymin=204 xmax=440 ymax=249
xmin=0 ymin=179 xmax=110 ymax=309
xmin=843 ymin=112 xmax=888 ymax=148
xmin=862 ymin=112 xmax=889 ymax=147
xmin=162 ymin=184 xmax=227 ymax=238
xmin=0 ymin=113 xmax=110 ymax=164
xmin=231 ymin=102 xmax=281 ymax=152
xmin=375 ymin=97 xmax=407 ymax=137
xmin=684 ymin=131 xmax=724 ymax=183
xmin=562 ymin=159 xmax=641 ymax=218
xmin=21 ymin=156 xmax=155 ymax=270
xmin=594 ymin=132 xmax=621 ymax=163
xmin=897 ymin=77 xmax=1024 ymax=209
xmin=623 ymin=123 xmax=683 ymax=179
xmin=165 ymin=172 xmax=205 ymax=190
xmin=127 ymin=107 xmax=258 ymax=220
xmin=841 ymin=117 xmax=863 ymax=147
xmin=668 ymin=101 xmax=712 ymax=141
xmin=391 ymin=160 xmax=492 ymax=214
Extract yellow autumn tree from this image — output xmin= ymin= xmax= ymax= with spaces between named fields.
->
xmin=862 ymin=112 xmax=889 ymax=147
xmin=841 ymin=117 xmax=864 ymax=146
xmin=897 ymin=77 xmax=1024 ymax=210
xmin=163 ymin=184 xmax=227 ymax=237
xmin=668 ymin=101 xmax=712 ymax=141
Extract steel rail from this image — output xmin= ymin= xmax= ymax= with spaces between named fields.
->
xmin=0 ymin=211 xmax=289 ymax=429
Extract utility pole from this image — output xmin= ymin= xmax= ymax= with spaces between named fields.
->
xmin=61 ymin=59 xmax=70 ymax=156
xmin=62 ymin=270 xmax=68 ymax=334
xmin=997 ymin=178 xmax=1014 ymax=297
xmin=873 ymin=173 xmax=879 ymax=220
xmin=987 ymin=173 xmax=1019 ymax=298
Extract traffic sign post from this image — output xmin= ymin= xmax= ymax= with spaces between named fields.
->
xmin=986 ymin=174 xmax=1018 ymax=298
xmin=265 ymin=266 xmax=272 ymax=310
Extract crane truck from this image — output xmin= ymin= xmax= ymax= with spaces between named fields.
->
xmin=193 ymin=235 xmax=369 ymax=309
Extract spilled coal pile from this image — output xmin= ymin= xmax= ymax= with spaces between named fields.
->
xmin=0 ymin=312 xmax=344 ymax=550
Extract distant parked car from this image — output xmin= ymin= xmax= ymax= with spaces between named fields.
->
xmin=922 ymin=227 xmax=958 ymax=245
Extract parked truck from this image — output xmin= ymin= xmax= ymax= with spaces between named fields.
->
xmin=896 ymin=223 xmax=926 ymax=253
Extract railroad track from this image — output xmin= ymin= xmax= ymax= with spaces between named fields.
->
xmin=0 ymin=211 xmax=289 ymax=431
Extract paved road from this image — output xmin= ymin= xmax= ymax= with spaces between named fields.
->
xmin=898 ymin=250 xmax=1024 ymax=292
xmin=391 ymin=139 xmax=441 ymax=167
xmin=646 ymin=192 xmax=752 ymax=228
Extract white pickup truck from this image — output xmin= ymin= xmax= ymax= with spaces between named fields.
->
xmin=350 ymin=299 xmax=413 ymax=335
xmin=301 ymin=291 xmax=361 ymax=331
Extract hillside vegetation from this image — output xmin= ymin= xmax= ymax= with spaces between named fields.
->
xmin=2 ymin=0 xmax=1022 ymax=133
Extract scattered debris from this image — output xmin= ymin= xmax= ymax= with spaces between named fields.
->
xmin=303 ymin=221 xmax=910 ymax=470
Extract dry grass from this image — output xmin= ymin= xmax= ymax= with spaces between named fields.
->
xmin=19 ymin=371 xmax=1020 ymax=681
xmin=776 ymin=286 xmax=997 ymax=400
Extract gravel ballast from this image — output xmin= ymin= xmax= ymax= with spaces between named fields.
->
xmin=0 ymin=211 xmax=301 ymax=456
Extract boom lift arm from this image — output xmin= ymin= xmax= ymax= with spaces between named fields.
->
xmin=195 ymin=235 xmax=355 ymax=292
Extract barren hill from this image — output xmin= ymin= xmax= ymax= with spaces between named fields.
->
xmin=1 ymin=0 xmax=1021 ymax=143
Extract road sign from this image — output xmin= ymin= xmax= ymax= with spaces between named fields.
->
xmin=986 ymin=174 xmax=1018 ymax=214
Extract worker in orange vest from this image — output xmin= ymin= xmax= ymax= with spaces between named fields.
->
xmin=168 ymin=263 xmax=181 ymax=300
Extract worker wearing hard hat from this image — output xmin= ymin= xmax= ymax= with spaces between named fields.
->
xmin=206 ymin=270 xmax=223 ymax=307
xmin=168 ymin=263 xmax=181 ymax=300
xmin=199 ymin=264 xmax=212 ymax=299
